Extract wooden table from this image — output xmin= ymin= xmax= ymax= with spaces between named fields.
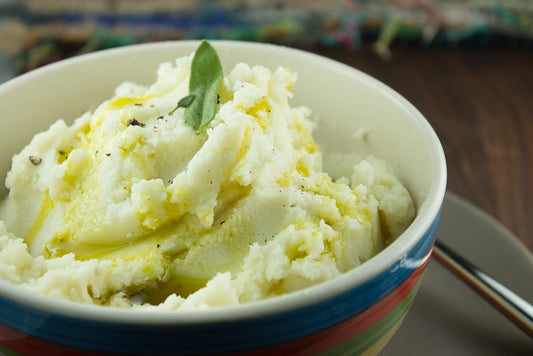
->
xmin=312 ymin=46 xmax=533 ymax=254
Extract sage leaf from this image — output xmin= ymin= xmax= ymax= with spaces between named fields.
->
xmin=181 ymin=40 xmax=223 ymax=133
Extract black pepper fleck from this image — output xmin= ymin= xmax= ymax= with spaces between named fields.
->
xmin=127 ymin=118 xmax=145 ymax=127
xmin=29 ymin=156 xmax=42 ymax=165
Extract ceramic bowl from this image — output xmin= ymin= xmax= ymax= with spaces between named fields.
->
xmin=0 ymin=41 xmax=446 ymax=355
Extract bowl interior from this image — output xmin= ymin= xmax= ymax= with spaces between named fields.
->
xmin=0 ymin=41 xmax=446 ymax=320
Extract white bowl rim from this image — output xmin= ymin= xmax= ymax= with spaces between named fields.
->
xmin=0 ymin=40 xmax=447 ymax=325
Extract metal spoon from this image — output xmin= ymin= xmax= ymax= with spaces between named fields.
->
xmin=432 ymin=239 xmax=533 ymax=339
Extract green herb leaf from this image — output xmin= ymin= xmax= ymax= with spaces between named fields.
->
xmin=178 ymin=40 xmax=223 ymax=133
xmin=178 ymin=94 xmax=196 ymax=108
xmin=169 ymin=94 xmax=195 ymax=115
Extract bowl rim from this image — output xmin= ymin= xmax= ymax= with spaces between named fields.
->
xmin=0 ymin=40 xmax=447 ymax=325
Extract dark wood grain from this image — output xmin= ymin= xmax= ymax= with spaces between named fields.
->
xmin=312 ymin=46 xmax=533 ymax=253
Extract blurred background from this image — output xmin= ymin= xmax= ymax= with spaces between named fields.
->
xmin=1 ymin=0 xmax=532 ymax=77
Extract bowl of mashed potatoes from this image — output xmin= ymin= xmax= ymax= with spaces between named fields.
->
xmin=0 ymin=40 xmax=446 ymax=355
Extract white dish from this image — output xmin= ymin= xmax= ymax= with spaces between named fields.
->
xmin=382 ymin=191 xmax=533 ymax=355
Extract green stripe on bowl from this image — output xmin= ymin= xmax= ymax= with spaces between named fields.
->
xmin=322 ymin=278 xmax=423 ymax=356
xmin=0 ymin=344 xmax=21 ymax=356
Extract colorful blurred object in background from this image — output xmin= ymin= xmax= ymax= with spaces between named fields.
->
xmin=0 ymin=0 xmax=532 ymax=75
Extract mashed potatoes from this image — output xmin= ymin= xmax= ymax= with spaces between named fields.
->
xmin=0 ymin=47 xmax=415 ymax=310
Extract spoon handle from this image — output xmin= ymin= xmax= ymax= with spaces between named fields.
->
xmin=432 ymin=240 xmax=533 ymax=339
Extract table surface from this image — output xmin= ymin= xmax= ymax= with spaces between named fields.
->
xmin=312 ymin=46 xmax=533 ymax=254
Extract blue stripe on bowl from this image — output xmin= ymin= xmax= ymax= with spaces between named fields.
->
xmin=0 ymin=214 xmax=440 ymax=355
